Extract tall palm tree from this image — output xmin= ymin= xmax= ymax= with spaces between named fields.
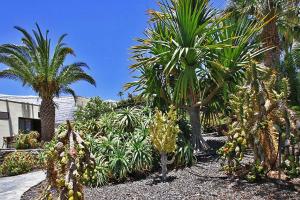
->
xmin=118 ymin=91 xmax=124 ymax=100
xmin=227 ymin=0 xmax=300 ymax=69
xmin=0 ymin=24 xmax=96 ymax=141
xmin=127 ymin=0 xmax=268 ymax=150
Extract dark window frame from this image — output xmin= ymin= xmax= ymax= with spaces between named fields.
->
xmin=0 ymin=112 xmax=9 ymax=120
xmin=18 ymin=117 xmax=41 ymax=133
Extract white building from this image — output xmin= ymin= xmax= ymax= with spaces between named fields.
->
xmin=0 ymin=94 xmax=89 ymax=147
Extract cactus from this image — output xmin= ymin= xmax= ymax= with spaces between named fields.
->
xmin=149 ymin=105 xmax=179 ymax=181
xmin=219 ymin=63 xmax=300 ymax=177
xmin=43 ymin=120 xmax=95 ymax=200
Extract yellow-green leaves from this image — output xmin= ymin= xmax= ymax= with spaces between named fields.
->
xmin=149 ymin=105 xmax=179 ymax=153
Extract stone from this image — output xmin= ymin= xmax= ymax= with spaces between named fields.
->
xmin=266 ymin=170 xmax=288 ymax=181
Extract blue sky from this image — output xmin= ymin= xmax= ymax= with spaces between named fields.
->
xmin=0 ymin=0 xmax=227 ymax=100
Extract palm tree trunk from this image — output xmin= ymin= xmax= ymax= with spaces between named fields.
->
xmin=262 ymin=6 xmax=280 ymax=69
xmin=40 ymin=98 xmax=55 ymax=141
xmin=187 ymin=106 xmax=209 ymax=151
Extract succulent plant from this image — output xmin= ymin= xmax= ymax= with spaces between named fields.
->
xmin=219 ymin=63 xmax=300 ymax=178
xmin=43 ymin=121 xmax=95 ymax=200
xmin=149 ymin=105 xmax=180 ymax=181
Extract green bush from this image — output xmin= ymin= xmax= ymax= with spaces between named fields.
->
xmin=69 ymin=100 xmax=193 ymax=186
xmin=174 ymin=119 xmax=194 ymax=167
xmin=0 ymin=152 xmax=40 ymax=176
xmin=15 ymin=131 xmax=40 ymax=149
xmin=174 ymin=133 xmax=194 ymax=167
xmin=74 ymin=97 xmax=115 ymax=122
xmin=291 ymin=105 xmax=300 ymax=117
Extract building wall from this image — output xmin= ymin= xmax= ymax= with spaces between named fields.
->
xmin=0 ymin=100 xmax=40 ymax=147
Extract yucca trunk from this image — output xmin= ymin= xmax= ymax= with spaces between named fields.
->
xmin=40 ymin=99 xmax=55 ymax=141
xmin=262 ymin=5 xmax=280 ymax=69
xmin=188 ymin=106 xmax=209 ymax=151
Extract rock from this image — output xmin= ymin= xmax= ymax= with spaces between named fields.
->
xmin=290 ymin=178 xmax=300 ymax=192
xmin=203 ymin=136 xmax=227 ymax=151
xmin=267 ymin=171 xmax=288 ymax=181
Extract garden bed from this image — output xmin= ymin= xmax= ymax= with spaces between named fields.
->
xmin=0 ymin=148 xmax=43 ymax=163
xmin=22 ymin=155 xmax=299 ymax=200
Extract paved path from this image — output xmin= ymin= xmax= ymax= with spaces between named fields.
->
xmin=0 ymin=170 xmax=46 ymax=200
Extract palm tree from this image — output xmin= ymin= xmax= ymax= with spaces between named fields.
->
xmin=227 ymin=0 xmax=300 ymax=69
xmin=127 ymin=0 xmax=268 ymax=150
xmin=284 ymin=43 xmax=300 ymax=104
xmin=118 ymin=91 xmax=124 ymax=100
xmin=227 ymin=0 xmax=300 ymax=103
xmin=0 ymin=24 xmax=96 ymax=141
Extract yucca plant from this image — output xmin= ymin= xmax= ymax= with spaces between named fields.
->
xmin=127 ymin=0 xmax=269 ymax=151
xmin=0 ymin=24 xmax=95 ymax=141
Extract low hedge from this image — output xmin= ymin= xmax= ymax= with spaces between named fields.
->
xmin=0 ymin=151 xmax=40 ymax=176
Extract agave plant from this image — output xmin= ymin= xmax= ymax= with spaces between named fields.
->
xmin=97 ymin=134 xmax=121 ymax=157
xmin=88 ymin=155 xmax=110 ymax=187
xmin=114 ymin=107 xmax=142 ymax=133
xmin=127 ymin=129 xmax=153 ymax=172
xmin=109 ymin=146 xmax=131 ymax=181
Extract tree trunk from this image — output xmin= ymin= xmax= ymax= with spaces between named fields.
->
xmin=262 ymin=6 xmax=280 ymax=69
xmin=160 ymin=152 xmax=167 ymax=182
xmin=187 ymin=106 xmax=209 ymax=151
xmin=40 ymin=98 xmax=55 ymax=141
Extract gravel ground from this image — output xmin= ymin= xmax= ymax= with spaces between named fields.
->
xmin=85 ymin=156 xmax=299 ymax=200
xmin=22 ymin=156 xmax=299 ymax=200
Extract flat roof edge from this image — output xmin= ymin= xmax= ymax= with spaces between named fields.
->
xmin=0 ymin=99 xmax=40 ymax=106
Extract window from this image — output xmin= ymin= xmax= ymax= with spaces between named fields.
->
xmin=0 ymin=112 xmax=9 ymax=119
xmin=19 ymin=118 xmax=41 ymax=133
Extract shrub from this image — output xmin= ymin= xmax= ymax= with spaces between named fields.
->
xmin=174 ymin=119 xmax=194 ymax=167
xmin=0 ymin=152 xmax=39 ymax=176
xmin=15 ymin=131 xmax=40 ymax=149
xmin=74 ymin=97 xmax=115 ymax=122
xmin=174 ymin=132 xmax=194 ymax=167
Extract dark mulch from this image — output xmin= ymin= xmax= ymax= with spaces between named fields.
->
xmin=22 ymin=155 xmax=299 ymax=200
